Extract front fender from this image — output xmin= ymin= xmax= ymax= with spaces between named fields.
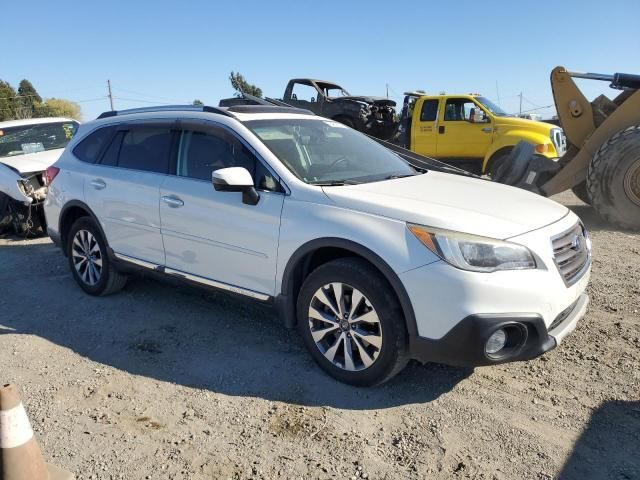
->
xmin=0 ymin=164 xmax=31 ymax=203
xmin=484 ymin=129 xmax=556 ymax=170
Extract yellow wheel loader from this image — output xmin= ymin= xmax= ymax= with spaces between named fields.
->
xmin=494 ymin=66 xmax=640 ymax=230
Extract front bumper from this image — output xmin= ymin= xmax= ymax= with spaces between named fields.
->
xmin=409 ymin=293 xmax=588 ymax=366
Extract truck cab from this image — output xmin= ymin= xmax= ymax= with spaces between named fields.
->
xmin=397 ymin=93 xmax=566 ymax=175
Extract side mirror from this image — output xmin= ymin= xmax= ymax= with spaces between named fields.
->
xmin=212 ymin=167 xmax=260 ymax=205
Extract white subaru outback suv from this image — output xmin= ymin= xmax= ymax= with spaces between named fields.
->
xmin=44 ymin=105 xmax=591 ymax=386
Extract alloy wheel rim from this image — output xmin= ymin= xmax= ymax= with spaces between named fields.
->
xmin=308 ymin=283 xmax=383 ymax=372
xmin=72 ymin=230 xmax=103 ymax=286
xmin=623 ymin=158 xmax=640 ymax=207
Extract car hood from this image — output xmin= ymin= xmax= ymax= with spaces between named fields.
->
xmin=0 ymin=148 xmax=63 ymax=175
xmin=494 ymin=115 xmax=557 ymax=133
xmin=336 ymin=96 xmax=396 ymax=107
xmin=322 ymin=172 xmax=569 ymax=239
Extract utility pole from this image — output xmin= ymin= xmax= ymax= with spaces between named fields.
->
xmin=495 ymin=80 xmax=501 ymax=106
xmin=518 ymin=92 xmax=523 ymax=116
xmin=386 ymin=83 xmax=389 ymax=99
xmin=107 ymin=80 xmax=114 ymax=110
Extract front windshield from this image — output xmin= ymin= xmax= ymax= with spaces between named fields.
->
xmin=246 ymin=118 xmax=415 ymax=185
xmin=476 ymin=97 xmax=510 ymax=117
xmin=0 ymin=121 xmax=79 ymax=158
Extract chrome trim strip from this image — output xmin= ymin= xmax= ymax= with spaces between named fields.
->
xmin=113 ymin=252 xmax=271 ymax=301
xmin=114 ymin=252 xmax=159 ymax=270
xmin=164 ymin=267 xmax=270 ymax=301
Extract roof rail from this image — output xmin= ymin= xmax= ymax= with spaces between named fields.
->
xmin=97 ymin=105 xmax=232 ymax=119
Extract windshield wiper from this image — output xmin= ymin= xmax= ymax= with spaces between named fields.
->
xmin=310 ymin=179 xmax=361 ymax=186
xmin=384 ymin=173 xmax=419 ymax=180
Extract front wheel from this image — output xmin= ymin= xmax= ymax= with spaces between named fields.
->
xmin=66 ymin=217 xmax=128 ymax=295
xmin=297 ymin=258 xmax=409 ymax=386
xmin=587 ymin=125 xmax=640 ymax=229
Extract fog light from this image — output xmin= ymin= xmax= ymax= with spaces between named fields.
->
xmin=486 ymin=329 xmax=507 ymax=355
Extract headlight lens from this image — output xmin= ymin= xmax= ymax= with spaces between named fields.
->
xmin=408 ymin=224 xmax=536 ymax=272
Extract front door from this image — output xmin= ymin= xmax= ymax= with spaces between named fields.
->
xmin=159 ymin=123 xmax=285 ymax=296
xmin=436 ymin=98 xmax=493 ymax=159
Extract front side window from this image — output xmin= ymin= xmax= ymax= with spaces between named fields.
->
xmin=111 ymin=127 xmax=173 ymax=173
xmin=176 ymin=129 xmax=282 ymax=191
xmin=317 ymin=82 xmax=350 ymax=99
xmin=444 ymin=99 xmax=487 ymax=122
xmin=246 ymin=118 xmax=415 ymax=185
xmin=0 ymin=121 xmax=78 ymax=158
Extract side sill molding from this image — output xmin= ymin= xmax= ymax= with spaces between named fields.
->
xmin=113 ymin=252 xmax=270 ymax=301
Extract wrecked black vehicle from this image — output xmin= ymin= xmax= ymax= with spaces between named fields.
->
xmin=220 ymin=79 xmax=398 ymax=140
xmin=0 ymin=118 xmax=78 ymax=236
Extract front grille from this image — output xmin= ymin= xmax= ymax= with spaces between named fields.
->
xmin=551 ymin=223 xmax=590 ymax=286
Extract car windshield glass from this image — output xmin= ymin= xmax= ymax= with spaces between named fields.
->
xmin=475 ymin=97 xmax=510 ymax=117
xmin=0 ymin=121 xmax=79 ymax=158
xmin=246 ymin=118 xmax=415 ymax=185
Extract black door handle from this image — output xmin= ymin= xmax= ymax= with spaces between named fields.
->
xmin=439 ymin=126 xmax=445 ymax=134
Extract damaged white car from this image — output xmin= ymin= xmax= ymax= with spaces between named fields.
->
xmin=0 ymin=118 xmax=79 ymax=235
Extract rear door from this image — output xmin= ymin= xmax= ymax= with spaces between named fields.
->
xmin=436 ymin=98 xmax=492 ymax=159
xmin=159 ymin=121 xmax=285 ymax=296
xmin=411 ymin=98 xmax=439 ymax=156
xmin=83 ymin=121 xmax=175 ymax=265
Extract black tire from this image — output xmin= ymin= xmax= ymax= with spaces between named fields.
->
xmin=296 ymin=258 xmax=409 ymax=386
xmin=66 ymin=217 xmax=127 ymax=296
xmin=587 ymin=125 xmax=640 ymax=230
xmin=486 ymin=148 xmax=512 ymax=178
xmin=571 ymin=181 xmax=591 ymax=205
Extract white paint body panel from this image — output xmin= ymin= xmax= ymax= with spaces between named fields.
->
xmin=83 ymin=165 xmax=166 ymax=266
xmin=159 ymin=176 xmax=284 ymax=295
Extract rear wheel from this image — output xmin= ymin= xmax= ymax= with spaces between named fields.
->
xmin=297 ymin=258 xmax=409 ymax=386
xmin=587 ymin=125 xmax=640 ymax=229
xmin=66 ymin=217 xmax=127 ymax=295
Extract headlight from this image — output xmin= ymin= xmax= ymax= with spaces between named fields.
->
xmin=408 ymin=224 xmax=536 ymax=272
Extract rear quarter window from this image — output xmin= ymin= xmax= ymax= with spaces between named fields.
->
xmin=72 ymin=126 xmax=115 ymax=163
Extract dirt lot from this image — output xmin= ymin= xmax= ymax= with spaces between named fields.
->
xmin=1 ymin=191 xmax=638 ymax=480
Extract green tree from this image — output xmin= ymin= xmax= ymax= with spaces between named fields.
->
xmin=36 ymin=98 xmax=81 ymax=120
xmin=229 ymin=71 xmax=262 ymax=98
xmin=0 ymin=80 xmax=17 ymax=121
xmin=16 ymin=79 xmax=42 ymax=119
xmin=192 ymin=99 xmax=204 ymax=106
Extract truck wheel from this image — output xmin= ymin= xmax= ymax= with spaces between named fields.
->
xmin=571 ymin=181 xmax=591 ymax=205
xmin=486 ymin=149 xmax=512 ymax=177
xmin=296 ymin=258 xmax=409 ymax=386
xmin=587 ymin=125 xmax=640 ymax=229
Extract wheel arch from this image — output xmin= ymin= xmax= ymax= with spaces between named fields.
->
xmin=59 ymin=201 xmax=107 ymax=257
xmin=276 ymin=238 xmax=418 ymax=337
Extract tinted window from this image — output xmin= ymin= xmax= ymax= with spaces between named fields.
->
xmin=99 ymin=131 xmax=124 ymax=167
xmin=73 ymin=126 xmax=114 ymax=163
xmin=420 ymin=100 xmax=439 ymax=122
xmin=117 ymin=127 xmax=172 ymax=173
xmin=177 ymin=129 xmax=282 ymax=191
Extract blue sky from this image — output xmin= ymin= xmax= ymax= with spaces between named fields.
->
xmin=3 ymin=0 xmax=639 ymax=121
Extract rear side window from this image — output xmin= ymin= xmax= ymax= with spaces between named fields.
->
xmin=420 ymin=99 xmax=439 ymax=122
xmin=73 ymin=126 xmax=114 ymax=163
xmin=116 ymin=128 xmax=173 ymax=173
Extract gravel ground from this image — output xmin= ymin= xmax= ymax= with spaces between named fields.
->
xmin=0 ymin=191 xmax=638 ymax=480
